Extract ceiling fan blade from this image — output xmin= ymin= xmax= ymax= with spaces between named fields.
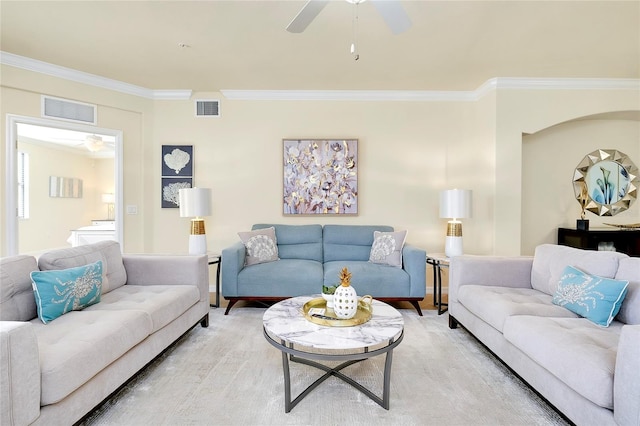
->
xmin=370 ymin=0 xmax=412 ymax=35
xmin=286 ymin=0 xmax=329 ymax=33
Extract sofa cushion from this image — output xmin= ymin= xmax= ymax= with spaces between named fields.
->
xmin=37 ymin=241 xmax=127 ymax=294
xmin=530 ymin=244 xmax=627 ymax=296
xmin=236 ymin=259 xmax=323 ymax=296
xmin=0 ymin=255 xmax=38 ymax=321
xmin=553 ymin=265 xmax=628 ymax=327
xmin=457 ymin=285 xmax=577 ymax=332
xmin=324 ymin=261 xmax=411 ymax=297
xmin=369 ymin=230 xmax=407 ymax=268
xmin=238 ymin=227 xmax=279 ymax=266
xmin=31 ymin=309 xmax=152 ymax=405
xmin=84 ymin=285 xmax=200 ymax=332
xmin=323 ymin=225 xmax=394 ymax=262
xmin=503 ymin=315 xmax=622 ymax=409
xmin=253 ymin=224 xmax=323 ymax=262
xmin=615 ymin=257 xmax=640 ymax=325
xmin=31 ymin=261 xmax=103 ymax=324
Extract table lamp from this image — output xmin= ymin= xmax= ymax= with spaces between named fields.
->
xmin=101 ymin=193 xmax=115 ymax=220
xmin=440 ymin=189 xmax=472 ymax=257
xmin=179 ymin=187 xmax=212 ymax=255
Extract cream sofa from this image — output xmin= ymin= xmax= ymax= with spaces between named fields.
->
xmin=449 ymin=244 xmax=640 ymax=426
xmin=0 ymin=241 xmax=210 ymax=426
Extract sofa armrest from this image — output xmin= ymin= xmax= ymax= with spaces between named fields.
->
xmin=402 ymin=244 xmax=426 ymax=298
xmin=221 ymin=242 xmax=246 ymax=297
xmin=0 ymin=322 xmax=40 ymax=426
xmin=122 ymin=254 xmax=209 ymax=303
xmin=449 ymin=255 xmax=533 ymax=303
xmin=614 ymin=324 xmax=640 ymax=426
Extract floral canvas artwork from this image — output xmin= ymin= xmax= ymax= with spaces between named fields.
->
xmin=283 ymin=139 xmax=358 ymax=215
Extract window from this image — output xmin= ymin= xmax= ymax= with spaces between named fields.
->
xmin=17 ymin=151 xmax=29 ymax=219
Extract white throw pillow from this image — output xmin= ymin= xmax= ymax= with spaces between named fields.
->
xmin=369 ymin=230 xmax=407 ymax=268
xmin=238 ymin=227 xmax=280 ymax=266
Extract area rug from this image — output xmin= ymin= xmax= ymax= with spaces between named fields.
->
xmin=80 ymin=306 xmax=569 ymax=425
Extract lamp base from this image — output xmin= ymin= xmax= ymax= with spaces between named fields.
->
xmin=576 ymin=219 xmax=589 ymax=231
xmin=188 ymin=234 xmax=207 ymax=255
xmin=188 ymin=218 xmax=207 ymax=255
xmin=445 ymin=236 xmax=463 ymax=258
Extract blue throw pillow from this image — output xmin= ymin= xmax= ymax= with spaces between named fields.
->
xmin=31 ymin=260 xmax=103 ymax=324
xmin=552 ymin=265 xmax=629 ymax=327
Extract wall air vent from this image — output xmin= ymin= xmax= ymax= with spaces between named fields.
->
xmin=41 ymin=96 xmax=97 ymax=125
xmin=195 ymin=100 xmax=220 ymax=117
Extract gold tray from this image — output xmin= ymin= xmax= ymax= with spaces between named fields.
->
xmin=302 ymin=297 xmax=373 ymax=327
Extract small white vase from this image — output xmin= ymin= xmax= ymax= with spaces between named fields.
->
xmin=321 ymin=293 xmax=334 ymax=309
xmin=333 ymin=283 xmax=358 ymax=319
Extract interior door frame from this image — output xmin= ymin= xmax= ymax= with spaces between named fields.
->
xmin=5 ymin=114 xmax=123 ymax=255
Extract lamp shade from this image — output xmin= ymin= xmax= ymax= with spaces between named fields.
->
xmin=101 ymin=193 xmax=115 ymax=204
xmin=179 ymin=188 xmax=212 ymax=218
xmin=439 ymin=189 xmax=472 ymax=219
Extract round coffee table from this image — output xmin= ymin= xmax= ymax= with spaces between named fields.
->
xmin=263 ymin=295 xmax=404 ymax=412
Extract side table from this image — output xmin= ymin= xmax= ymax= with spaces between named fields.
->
xmin=426 ymin=253 xmax=449 ymax=315
xmin=208 ymin=253 xmax=221 ymax=308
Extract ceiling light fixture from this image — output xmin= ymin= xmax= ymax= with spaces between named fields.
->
xmin=85 ymin=134 xmax=105 ymax=152
xmin=348 ymin=0 xmax=364 ymax=60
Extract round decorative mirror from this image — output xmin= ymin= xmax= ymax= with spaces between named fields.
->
xmin=573 ymin=149 xmax=638 ymax=216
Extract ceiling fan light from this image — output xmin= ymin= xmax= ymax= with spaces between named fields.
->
xmin=85 ymin=135 xmax=104 ymax=152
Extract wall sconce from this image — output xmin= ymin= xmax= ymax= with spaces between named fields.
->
xmin=439 ymin=189 xmax=472 ymax=257
xmin=179 ymin=187 xmax=212 ymax=255
xmin=101 ymin=193 xmax=115 ymax=220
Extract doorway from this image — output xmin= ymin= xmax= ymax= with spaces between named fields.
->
xmin=5 ymin=115 xmax=123 ymax=256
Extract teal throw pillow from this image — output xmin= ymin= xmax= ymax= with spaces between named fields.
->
xmin=31 ymin=260 xmax=103 ymax=324
xmin=552 ymin=265 xmax=629 ymax=327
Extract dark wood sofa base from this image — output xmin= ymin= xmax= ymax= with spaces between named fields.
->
xmin=224 ymin=297 xmax=424 ymax=316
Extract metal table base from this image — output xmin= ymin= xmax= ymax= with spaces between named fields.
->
xmin=264 ymin=328 xmax=403 ymax=413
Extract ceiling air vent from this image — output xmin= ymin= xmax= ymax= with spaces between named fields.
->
xmin=195 ymin=100 xmax=220 ymax=117
xmin=41 ymin=96 xmax=97 ymax=125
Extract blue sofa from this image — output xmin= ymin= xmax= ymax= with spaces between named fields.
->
xmin=221 ymin=224 xmax=426 ymax=315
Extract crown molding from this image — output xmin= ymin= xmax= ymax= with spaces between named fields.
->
xmin=2 ymin=51 xmax=637 ymax=102
xmin=223 ymin=78 xmax=640 ymax=101
xmin=218 ymin=90 xmax=477 ymax=102
xmin=0 ymin=51 xmax=192 ymax=100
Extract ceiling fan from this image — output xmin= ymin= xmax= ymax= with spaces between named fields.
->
xmin=287 ymin=0 xmax=412 ymax=35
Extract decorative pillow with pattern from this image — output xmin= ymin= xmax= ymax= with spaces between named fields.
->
xmin=368 ymin=230 xmax=407 ymax=268
xmin=552 ymin=265 xmax=629 ymax=327
xmin=238 ymin=227 xmax=280 ymax=266
xmin=30 ymin=260 xmax=103 ymax=324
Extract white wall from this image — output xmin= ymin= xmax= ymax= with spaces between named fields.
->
xmin=522 ymin=117 xmax=640 ymax=255
xmin=16 ymin=141 xmax=114 ymax=253
xmin=1 ymin=66 xmax=151 ymax=255
xmin=150 ymin=97 xmax=492 ymax=255
xmin=1 ymin=64 xmax=639 ymax=258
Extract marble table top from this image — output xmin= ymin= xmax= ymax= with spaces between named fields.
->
xmin=263 ymin=295 xmax=404 ymax=351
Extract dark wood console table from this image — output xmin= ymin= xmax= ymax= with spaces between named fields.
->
xmin=558 ymin=228 xmax=640 ymax=257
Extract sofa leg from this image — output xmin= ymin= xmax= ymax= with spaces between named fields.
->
xmin=200 ymin=314 xmax=209 ymax=328
xmin=409 ymin=300 xmax=423 ymax=316
xmin=448 ymin=315 xmax=458 ymax=329
xmin=224 ymin=299 xmax=239 ymax=315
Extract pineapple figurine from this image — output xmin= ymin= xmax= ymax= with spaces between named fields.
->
xmin=333 ymin=267 xmax=358 ymax=319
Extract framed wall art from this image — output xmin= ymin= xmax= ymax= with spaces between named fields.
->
xmin=161 ymin=145 xmax=193 ymax=208
xmin=283 ymin=139 xmax=358 ymax=215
